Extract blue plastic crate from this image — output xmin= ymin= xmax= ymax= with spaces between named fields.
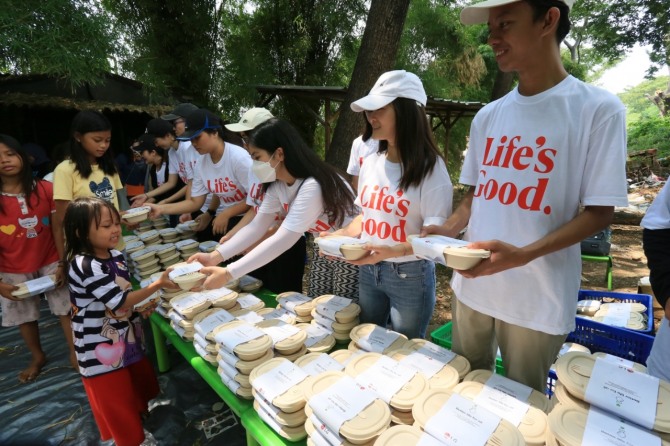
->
xmin=577 ymin=289 xmax=654 ymax=334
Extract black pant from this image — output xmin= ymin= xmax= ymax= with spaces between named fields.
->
xmin=642 ymin=228 xmax=670 ymax=310
xmin=250 ymin=236 xmax=306 ymax=294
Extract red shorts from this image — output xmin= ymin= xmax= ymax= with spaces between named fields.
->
xmin=81 ymin=357 xmax=159 ymax=446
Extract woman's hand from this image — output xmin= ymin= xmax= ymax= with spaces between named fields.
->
xmin=145 ymin=203 xmax=163 ymax=219
xmin=54 ymin=263 xmax=67 ymax=288
xmin=199 ymin=266 xmax=233 ymax=290
xmin=187 ymin=251 xmax=223 ymax=267
xmin=130 ymin=193 xmax=148 ymax=207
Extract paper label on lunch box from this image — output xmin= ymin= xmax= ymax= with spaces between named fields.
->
xmin=355 ymin=355 xmax=416 ymax=403
xmin=424 ymin=393 xmax=500 ymax=446
xmin=168 ymin=261 xmax=203 ymax=280
xmin=24 ymin=275 xmax=56 ymax=295
xmin=584 ymin=358 xmax=659 ymax=430
xmin=218 ymin=358 xmax=240 ymax=381
xmin=602 ymin=313 xmax=632 ymax=327
xmin=195 ymin=310 xmax=235 ymax=338
xmin=235 ymin=310 xmax=264 ymax=325
xmin=308 ymin=426 xmax=333 ymax=446
xmin=175 ymin=238 xmax=198 ymax=248
xmin=252 ymin=360 xmax=308 ymax=403
xmin=599 ymin=354 xmax=635 ymax=369
xmin=410 ymin=235 xmax=468 ymax=266
xmin=483 ymin=374 xmax=532 ymax=403
xmin=309 ymin=414 xmax=347 ymax=446
xmin=218 ymin=369 xmax=241 ymax=393
xmin=304 ymin=324 xmax=331 ymax=347
xmin=201 ymin=287 xmax=234 ymax=302
xmin=214 ymin=323 xmax=265 ymax=352
xmin=218 ymin=349 xmax=239 ymax=370
xmin=262 ymin=309 xmax=294 ymax=324
xmin=312 ymin=311 xmax=335 ymax=330
xmin=474 ymin=385 xmax=530 ymax=427
xmin=317 ymin=236 xmax=362 ymax=258
xmin=356 ymin=326 xmax=401 ymax=353
xmin=582 ymin=406 xmax=661 ymax=446
xmin=171 ymin=292 xmax=208 ymax=314
xmin=604 ymin=303 xmax=633 ymax=315
xmin=310 ymin=375 xmax=377 ymax=434
xmin=255 ymin=404 xmax=289 ymax=439
xmin=279 ymin=293 xmax=311 ymax=312
xmin=300 ymin=353 xmax=344 ymax=376
xmin=316 ymin=295 xmax=352 ymax=321
xmin=237 ymin=293 xmax=262 ymax=309
xmin=193 ymin=332 xmax=210 ymax=351
xmin=171 ymin=323 xmax=188 ymax=339
xmin=400 ymin=351 xmax=445 ymax=379
xmin=259 ymin=321 xmax=300 ymax=345
xmin=239 ymin=275 xmax=260 ymax=287
xmin=255 ymin=391 xmax=281 ymax=418
xmin=168 ymin=309 xmax=186 ymax=325
xmin=416 ymin=341 xmax=458 ymax=364
xmin=193 ymin=341 xmax=212 ymax=360
xmin=417 ymin=432 xmax=448 ymax=446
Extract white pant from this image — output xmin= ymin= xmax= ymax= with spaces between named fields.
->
xmin=648 ymin=318 xmax=670 ymax=382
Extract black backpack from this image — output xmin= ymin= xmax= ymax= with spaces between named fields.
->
xmin=580 ymin=227 xmax=612 ymax=256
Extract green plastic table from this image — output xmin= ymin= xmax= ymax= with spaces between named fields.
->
xmin=148 ymin=289 xmax=308 ymax=446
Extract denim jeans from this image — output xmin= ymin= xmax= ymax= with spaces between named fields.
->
xmin=358 ymin=259 xmax=436 ymax=339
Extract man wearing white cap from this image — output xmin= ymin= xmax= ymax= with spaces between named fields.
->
xmin=424 ymin=0 xmax=628 ymax=391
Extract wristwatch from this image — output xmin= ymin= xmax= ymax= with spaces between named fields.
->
xmin=206 ymin=209 xmax=216 ymax=217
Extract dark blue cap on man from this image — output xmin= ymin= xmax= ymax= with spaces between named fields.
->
xmin=177 ymin=109 xmax=222 ymax=141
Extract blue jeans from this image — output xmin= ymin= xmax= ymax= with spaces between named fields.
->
xmin=358 ymin=260 xmax=436 ymax=339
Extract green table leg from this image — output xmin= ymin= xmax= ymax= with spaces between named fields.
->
xmin=247 ymin=428 xmax=260 ymax=446
xmin=150 ymin=316 xmax=171 ymax=373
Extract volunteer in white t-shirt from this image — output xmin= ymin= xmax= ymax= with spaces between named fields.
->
xmin=331 ymin=70 xmax=453 ymax=339
xmin=346 ymin=117 xmax=379 ymax=192
xmin=190 ymin=118 xmax=358 ymax=293
xmin=641 ymin=180 xmax=670 ymax=381
xmin=424 ymin=0 xmax=629 ymax=392
xmin=147 ymin=109 xmax=251 ymax=239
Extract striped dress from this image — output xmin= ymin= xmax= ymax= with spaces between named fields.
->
xmin=68 ymin=251 xmax=145 ymax=377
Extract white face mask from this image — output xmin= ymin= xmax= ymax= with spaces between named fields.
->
xmin=251 ymin=153 xmax=278 ymax=183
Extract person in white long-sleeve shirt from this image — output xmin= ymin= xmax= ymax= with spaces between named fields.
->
xmin=190 ymin=118 xmax=359 ymax=293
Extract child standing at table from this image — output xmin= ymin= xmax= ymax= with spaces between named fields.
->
xmin=63 ymin=197 xmax=175 ymax=446
xmin=53 ymin=110 xmax=131 ymax=253
xmin=0 ymin=134 xmax=76 ymax=382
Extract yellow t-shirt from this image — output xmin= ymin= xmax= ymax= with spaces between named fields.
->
xmin=53 ymin=160 xmax=126 ymax=250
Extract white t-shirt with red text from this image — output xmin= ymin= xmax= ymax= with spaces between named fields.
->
xmin=167 ymin=147 xmax=179 ymax=177
xmin=356 ymin=152 xmax=453 ymax=262
xmin=246 ymin=170 xmax=264 ymax=211
xmin=259 ymin=177 xmax=355 ymax=234
xmin=176 ymin=141 xmax=200 ymax=183
xmin=453 ymin=75 xmax=629 ymax=335
xmin=346 ymin=136 xmax=379 ymax=176
xmin=191 ymin=143 xmax=251 ymax=215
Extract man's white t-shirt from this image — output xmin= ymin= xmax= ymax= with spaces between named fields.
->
xmin=176 ymin=141 xmax=200 ymax=184
xmin=167 ymin=147 xmax=179 ymax=177
xmin=641 ymin=180 xmax=670 ymax=230
xmin=155 ymin=162 xmax=167 ymax=187
xmin=453 ymin=75 xmax=629 ymax=335
xmin=191 ymin=143 xmax=251 ymax=215
xmin=356 ymin=152 xmax=453 ymax=262
xmin=346 ymin=136 xmax=379 ymax=176
xmin=259 ymin=177 xmax=356 ymax=234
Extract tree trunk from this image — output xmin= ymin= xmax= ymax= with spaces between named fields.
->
xmin=326 ymin=0 xmax=411 ymax=170
xmin=490 ymin=70 xmax=515 ymax=101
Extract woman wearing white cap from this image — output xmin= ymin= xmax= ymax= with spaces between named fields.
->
xmin=332 ymin=70 xmax=453 ymax=339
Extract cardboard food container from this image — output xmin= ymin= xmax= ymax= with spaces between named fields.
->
xmin=315 ymin=236 xmax=370 ymax=261
xmin=409 ymin=234 xmax=490 ymax=270
xmin=11 ymin=275 xmax=57 ymax=299
xmin=122 ymin=206 xmax=151 ymax=224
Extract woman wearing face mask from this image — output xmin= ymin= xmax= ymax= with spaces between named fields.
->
xmin=189 ymin=118 xmax=359 ymax=295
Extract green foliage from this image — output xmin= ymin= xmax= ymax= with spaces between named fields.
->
xmin=0 ymin=0 xmax=115 ymax=86
xmin=626 ymin=115 xmax=670 ymax=157
xmin=619 ymin=76 xmax=670 ymax=124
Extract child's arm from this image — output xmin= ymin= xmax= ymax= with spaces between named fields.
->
xmin=119 ymin=270 xmax=177 ymax=311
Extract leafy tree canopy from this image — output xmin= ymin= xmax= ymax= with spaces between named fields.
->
xmin=0 ymin=0 xmax=115 ymax=86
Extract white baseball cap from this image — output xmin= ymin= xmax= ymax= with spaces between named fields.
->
xmin=225 ymin=107 xmax=274 ymax=132
xmin=350 ymin=70 xmax=427 ymax=112
xmin=460 ymin=0 xmax=574 ymax=25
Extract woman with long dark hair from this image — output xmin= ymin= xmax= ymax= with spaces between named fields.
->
xmin=190 ymin=118 xmax=359 ymax=295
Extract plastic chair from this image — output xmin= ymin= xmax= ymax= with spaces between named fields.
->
xmin=581 ymin=254 xmax=613 ymax=290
